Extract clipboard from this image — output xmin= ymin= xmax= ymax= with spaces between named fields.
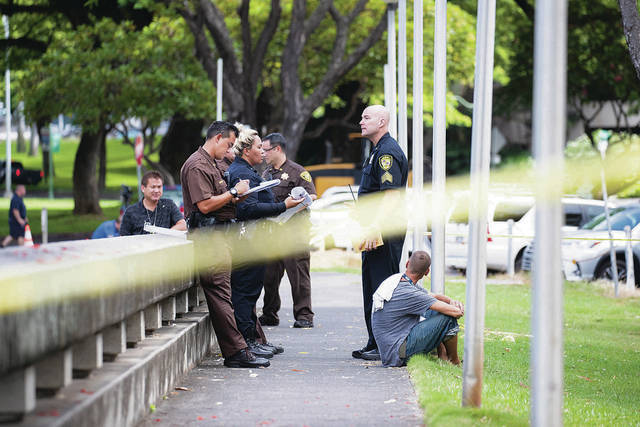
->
xmin=239 ymin=179 xmax=280 ymax=197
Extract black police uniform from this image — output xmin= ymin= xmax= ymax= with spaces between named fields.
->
xmin=228 ymin=157 xmax=286 ymax=341
xmin=358 ymin=132 xmax=408 ymax=351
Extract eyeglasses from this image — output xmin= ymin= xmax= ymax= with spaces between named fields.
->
xmin=263 ymin=146 xmax=277 ymax=152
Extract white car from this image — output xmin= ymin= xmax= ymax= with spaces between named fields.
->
xmin=562 ymin=206 xmax=640 ymax=284
xmin=446 ymin=194 xmax=606 ymax=273
xmin=309 ymin=186 xmax=359 ymax=250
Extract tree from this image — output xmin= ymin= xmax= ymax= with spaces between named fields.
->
xmin=618 ymin=0 xmax=640 ymax=81
xmin=168 ymin=0 xmax=388 ymax=158
xmin=488 ymin=0 xmax=640 ymax=148
xmin=21 ymin=18 xmax=213 ymax=214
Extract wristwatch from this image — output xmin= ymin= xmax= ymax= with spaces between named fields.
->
xmin=229 ymin=188 xmax=238 ymax=198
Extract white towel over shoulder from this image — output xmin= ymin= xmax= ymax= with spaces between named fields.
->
xmin=372 ymin=273 xmax=404 ymax=312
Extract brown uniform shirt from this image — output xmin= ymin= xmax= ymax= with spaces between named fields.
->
xmin=180 ymin=147 xmax=235 ymax=221
xmin=263 ymin=159 xmax=317 ymax=203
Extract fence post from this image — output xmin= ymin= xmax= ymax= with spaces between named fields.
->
xmin=41 ymin=208 xmax=48 ymax=244
xmin=507 ymin=219 xmax=514 ymax=276
xmin=625 ymin=225 xmax=635 ymax=290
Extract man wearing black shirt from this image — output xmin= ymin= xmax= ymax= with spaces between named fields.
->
xmin=120 ymin=170 xmax=186 ymax=236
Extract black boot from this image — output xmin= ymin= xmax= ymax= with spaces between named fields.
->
xmin=247 ymin=339 xmax=275 ymax=358
xmin=224 ymin=348 xmax=270 ymax=368
xmin=260 ymin=341 xmax=284 ymax=354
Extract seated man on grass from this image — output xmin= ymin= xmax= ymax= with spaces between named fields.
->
xmin=370 ymin=250 xmax=464 ymax=367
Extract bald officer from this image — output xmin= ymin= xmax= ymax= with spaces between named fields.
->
xmin=260 ymin=133 xmax=317 ymax=328
xmin=352 ymin=105 xmax=408 ymax=361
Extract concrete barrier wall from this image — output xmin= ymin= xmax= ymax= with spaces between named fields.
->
xmin=0 ymin=235 xmax=217 ymax=424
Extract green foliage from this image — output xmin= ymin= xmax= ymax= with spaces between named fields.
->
xmin=180 ymin=1 xmax=478 ymax=127
xmin=19 ymin=17 xmax=214 ymax=131
xmin=408 ymin=280 xmax=640 ymax=426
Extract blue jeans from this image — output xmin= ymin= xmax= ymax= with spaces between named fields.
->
xmin=405 ymin=310 xmax=459 ymax=360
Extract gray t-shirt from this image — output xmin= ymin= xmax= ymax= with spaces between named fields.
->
xmin=371 ymin=275 xmax=437 ymax=367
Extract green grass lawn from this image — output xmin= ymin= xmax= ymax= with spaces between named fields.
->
xmin=0 ymin=197 xmax=121 ymax=237
xmin=0 ymin=136 xmax=161 ymax=236
xmin=0 ymin=137 xmax=158 ymax=193
xmin=408 ymin=280 xmax=640 ymax=426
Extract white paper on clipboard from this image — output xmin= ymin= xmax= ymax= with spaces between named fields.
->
xmin=239 ymin=179 xmax=280 ymax=197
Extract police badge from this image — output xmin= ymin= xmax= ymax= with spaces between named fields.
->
xmin=300 ymin=171 xmax=313 ymax=182
xmin=379 ymin=154 xmax=393 ymax=171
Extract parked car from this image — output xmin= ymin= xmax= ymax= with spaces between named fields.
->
xmin=309 ymin=186 xmax=358 ymax=250
xmin=561 ymin=206 xmax=640 ymax=286
xmin=522 ymin=206 xmax=626 ymax=272
xmin=0 ymin=160 xmax=44 ymax=185
xmin=446 ymin=193 xmax=607 ymax=273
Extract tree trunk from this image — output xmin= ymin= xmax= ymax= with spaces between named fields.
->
xmin=158 ymin=114 xmax=205 ymax=184
xmin=73 ymin=128 xmax=104 ymax=215
xmin=29 ymin=123 xmax=39 ymax=156
xmin=16 ymin=105 xmax=26 ymax=153
xmin=37 ymin=122 xmax=54 ymax=178
xmin=619 ymin=0 xmax=640 ymax=81
xmin=98 ymin=134 xmax=106 ymax=192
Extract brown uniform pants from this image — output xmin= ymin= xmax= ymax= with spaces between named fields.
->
xmin=196 ymin=241 xmax=247 ymax=358
xmin=262 ymin=252 xmax=314 ymax=323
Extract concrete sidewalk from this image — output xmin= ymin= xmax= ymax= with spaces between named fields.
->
xmin=138 ymin=271 xmax=423 ymax=426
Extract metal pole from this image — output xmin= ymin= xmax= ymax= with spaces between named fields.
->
xmin=531 ymin=0 xmax=567 ymax=425
xmin=41 ymin=208 xmax=48 ymax=245
xmin=625 ymin=225 xmax=635 ymax=290
xmin=3 ymin=15 xmax=11 ymax=198
xmin=599 ymin=153 xmax=619 ymax=296
xmin=461 ymin=0 xmax=496 ymax=408
xmin=48 ymin=140 xmax=53 ymax=199
xmin=387 ymin=6 xmax=397 ymax=139
xmin=507 ymin=219 xmax=514 ymax=277
xmin=398 ymin=0 xmax=408 ymax=155
xmin=384 ymin=63 xmax=391 ymax=116
xmin=431 ymin=0 xmax=447 ymax=294
xmin=412 ymin=0 xmax=424 ymax=252
xmin=216 ymin=58 xmax=223 ymax=121
xmin=58 ymin=114 xmax=64 ymax=135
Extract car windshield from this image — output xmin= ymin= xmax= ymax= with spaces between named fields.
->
xmin=581 ymin=207 xmax=626 ymax=230
xmin=591 ymin=208 xmax=640 ymax=231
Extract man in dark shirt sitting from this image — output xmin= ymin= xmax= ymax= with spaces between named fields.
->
xmin=371 ymin=251 xmax=464 ymax=367
xmin=120 ymin=170 xmax=186 ymax=236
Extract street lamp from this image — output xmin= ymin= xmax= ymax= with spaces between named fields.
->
xmin=597 ymin=129 xmax=619 ymax=296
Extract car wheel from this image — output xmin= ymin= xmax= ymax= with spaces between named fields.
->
xmin=596 ymin=258 xmax=627 ymax=282
xmin=514 ymin=253 xmax=523 ymax=273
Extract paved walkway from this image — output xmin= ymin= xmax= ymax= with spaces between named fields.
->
xmin=139 ymin=271 xmax=423 ymax=426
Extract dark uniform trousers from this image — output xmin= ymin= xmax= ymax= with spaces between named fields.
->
xmin=194 ymin=239 xmax=247 ymax=358
xmin=231 ymin=264 xmax=269 ymax=342
xmin=362 ymin=236 xmax=404 ymax=349
xmin=262 ymin=252 xmax=314 ymax=323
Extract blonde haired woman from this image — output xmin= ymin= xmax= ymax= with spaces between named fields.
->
xmin=227 ymin=123 xmax=303 ymax=358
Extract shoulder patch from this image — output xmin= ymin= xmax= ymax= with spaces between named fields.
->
xmin=300 ymin=171 xmax=312 ymax=182
xmin=379 ymin=154 xmax=393 ymax=171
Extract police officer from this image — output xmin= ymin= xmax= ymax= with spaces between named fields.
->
xmin=180 ymin=121 xmax=270 ymax=368
xmin=352 ymin=105 xmax=408 ymax=361
xmin=228 ymin=124 xmax=304 ymax=356
xmin=259 ymin=133 xmax=317 ymax=328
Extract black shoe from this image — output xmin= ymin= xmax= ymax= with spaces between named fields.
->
xmin=293 ymin=319 xmax=313 ymax=328
xmin=247 ymin=339 xmax=274 ymax=359
xmin=224 ymin=348 xmax=270 ymax=368
xmin=360 ymin=348 xmax=381 ymax=361
xmin=260 ymin=341 xmax=284 ymax=354
xmin=258 ymin=315 xmax=279 ymax=326
xmin=352 ymin=344 xmax=376 ymax=359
